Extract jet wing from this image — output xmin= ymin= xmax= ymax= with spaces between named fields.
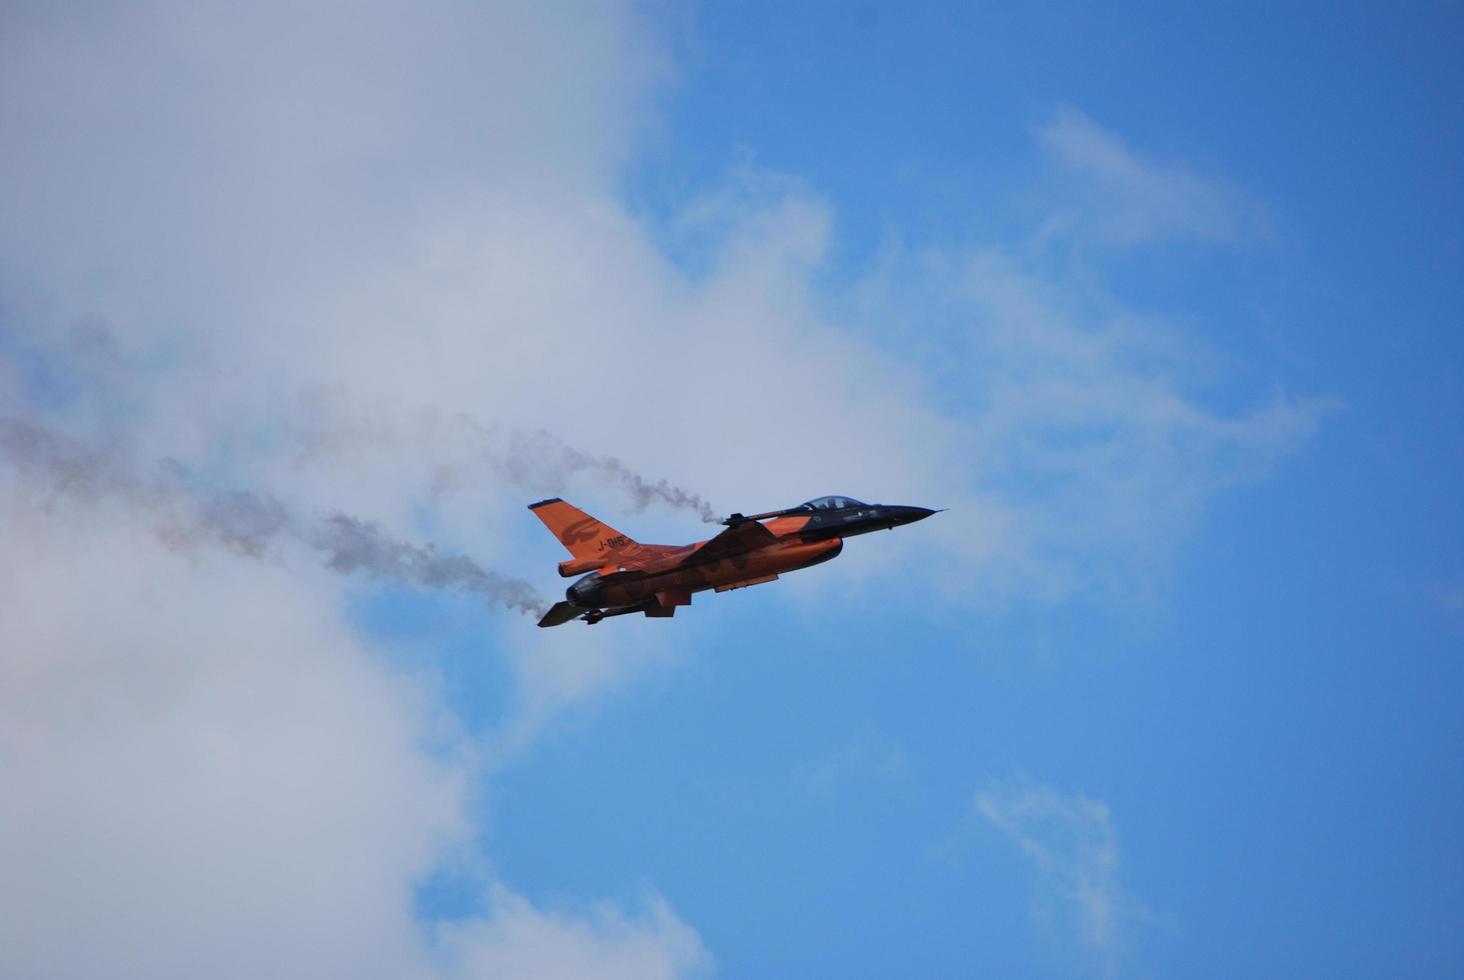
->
xmin=684 ymin=518 xmax=777 ymax=565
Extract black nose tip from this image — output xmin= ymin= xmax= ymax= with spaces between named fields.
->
xmin=894 ymin=505 xmax=938 ymax=525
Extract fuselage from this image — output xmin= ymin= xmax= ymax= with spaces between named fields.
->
xmin=567 ymin=498 xmax=935 ymax=613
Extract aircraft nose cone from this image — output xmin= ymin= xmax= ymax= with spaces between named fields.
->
xmin=892 ymin=505 xmax=939 ymax=526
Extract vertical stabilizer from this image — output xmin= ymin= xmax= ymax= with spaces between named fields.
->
xmin=527 ymin=498 xmax=638 ymax=560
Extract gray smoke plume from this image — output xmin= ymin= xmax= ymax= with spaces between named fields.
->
xmin=0 ymin=416 xmax=129 ymax=500
xmin=561 ymin=448 xmax=721 ymax=524
xmin=498 ymin=426 xmax=721 ymax=523
xmin=316 ymin=514 xmax=543 ymax=615
xmin=289 ymin=399 xmax=722 ymax=523
xmin=1 ymin=416 xmax=548 ymax=616
xmin=195 ymin=491 xmax=292 ymax=557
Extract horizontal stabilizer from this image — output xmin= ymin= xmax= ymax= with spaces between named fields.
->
xmin=537 ymin=601 xmax=584 ymax=628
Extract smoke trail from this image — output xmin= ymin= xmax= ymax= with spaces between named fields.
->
xmin=500 ymin=427 xmax=721 ymax=523
xmin=289 ymin=400 xmax=723 ymax=523
xmin=0 ymin=416 xmax=548 ymax=616
xmin=10 ymin=319 xmax=723 ymax=529
xmin=315 ymin=514 xmax=543 ymax=615
xmin=0 ymin=416 xmax=128 ymax=500
xmin=194 ymin=491 xmax=291 ymax=557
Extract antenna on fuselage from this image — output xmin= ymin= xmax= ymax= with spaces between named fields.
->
xmin=719 ymin=506 xmax=806 ymax=526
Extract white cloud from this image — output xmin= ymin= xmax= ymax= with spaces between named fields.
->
xmin=0 ymin=512 xmax=451 ymax=978
xmin=974 ymin=780 xmax=1140 ymax=975
xmin=0 ymin=493 xmax=706 ymax=979
xmin=0 ymin=3 xmax=710 ymax=976
xmin=436 ymin=887 xmax=707 ymax=980
xmin=1035 ymin=107 xmax=1270 ymax=246
xmin=852 ymin=245 xmax=1331 ymax=602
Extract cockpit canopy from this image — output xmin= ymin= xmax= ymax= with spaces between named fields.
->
xmin=801 ymin=495 xmax=867 ymax=511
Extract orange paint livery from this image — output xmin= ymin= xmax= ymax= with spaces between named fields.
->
xmin=530 ymin=495 xmax=939 ymax=626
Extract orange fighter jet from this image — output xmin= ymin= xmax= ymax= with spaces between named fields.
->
xmin=530 ymin=495 xmax=939 ymax=626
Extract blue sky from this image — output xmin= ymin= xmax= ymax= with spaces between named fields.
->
xmin=491 ymin=5 xmax=1463 ymax=976
xmin=1 ymin=2 xmax=1460 ymax=978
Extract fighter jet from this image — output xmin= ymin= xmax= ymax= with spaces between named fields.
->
xmin=530 ymin=495 xmax=939 ymax=626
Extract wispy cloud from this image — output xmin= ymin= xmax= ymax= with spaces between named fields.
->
xmin=794 ymin=724 xmax=908 ymax=800
xmin=974 ymin=779 xmax=1142 ymax=975
xmin=1035 ymin=107 xmax=1270 ymax=246
xmin=434 ymin=887 xmax=709 ymax=980
xmin=853 ymin=242 xmax=1333 ymax=601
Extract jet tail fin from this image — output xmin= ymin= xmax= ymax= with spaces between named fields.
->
xmin=528 ymin=498 xmax=638 ymax=560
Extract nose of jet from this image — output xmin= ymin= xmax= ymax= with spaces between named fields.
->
xmin=890 ymin=505 xmax=939 ymax=526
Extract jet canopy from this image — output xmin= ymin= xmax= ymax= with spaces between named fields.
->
xmin=801 ymin=495 xmax=867 ymax=511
